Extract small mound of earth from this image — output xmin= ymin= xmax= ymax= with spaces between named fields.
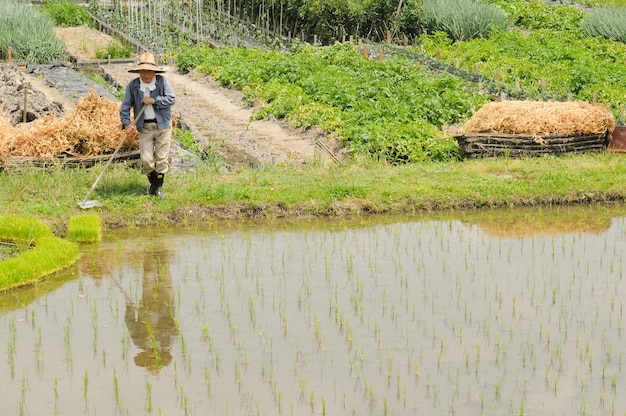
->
xmin=0 ymin=63 xmax=64 ymax=125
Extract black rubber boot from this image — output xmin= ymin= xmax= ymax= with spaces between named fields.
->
xmin=153 ymin=173 xmax=166 ymax=200
xmin=146 ymin=171 xmax=156 ymax=195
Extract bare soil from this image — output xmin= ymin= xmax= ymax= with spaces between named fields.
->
xmin=49 ymin=26 xmax=340 ymax=168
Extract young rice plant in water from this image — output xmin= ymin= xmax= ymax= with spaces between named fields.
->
xmin=3 ymin=209 xmax=626 ymax=415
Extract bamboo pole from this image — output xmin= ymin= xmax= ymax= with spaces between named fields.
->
xmin=19 ymin=82 xmax=29 ymax=123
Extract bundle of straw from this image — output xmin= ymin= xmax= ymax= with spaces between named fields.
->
xmin=463 ymin=101 xmax=615 ymax=135
xmin=0 ymin=88 xmax=138 ymax=162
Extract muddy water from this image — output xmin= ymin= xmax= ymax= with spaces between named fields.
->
xmin=2 ymin=206 xmax=626 ymax=415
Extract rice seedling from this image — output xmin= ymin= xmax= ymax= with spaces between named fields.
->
xmin=146 ymin=376 xmax=153 ymax=413
xmin=83 ymin=370 xmax=89 ymax=409
xmin=5 ymin=209 xmax=626 ymax=415
xmin=67 ymin=214 xmax=101 ymax=243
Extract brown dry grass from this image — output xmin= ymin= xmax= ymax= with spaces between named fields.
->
xmin=0 ymin=88 xmax=138 ymax=162
xmin=463 ymin=101 xmax=615 ymax=135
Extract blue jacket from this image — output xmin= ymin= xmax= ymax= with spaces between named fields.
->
xmin=120 ymin=75 xmax=176 ymax=131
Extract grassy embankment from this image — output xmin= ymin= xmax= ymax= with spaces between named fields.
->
xmin=1 ymin=153 xmax=626 ymax=233
xmin=0 ymin=215 xmax=78 ymax=291
xmin=1 ymin=0 xmax=625 ymax=235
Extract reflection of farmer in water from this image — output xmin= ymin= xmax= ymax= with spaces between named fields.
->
xmin=124 ymin=244 xmax=178 ymax=375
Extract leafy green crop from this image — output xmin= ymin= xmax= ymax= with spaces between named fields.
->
xmin=175 ymin=42 xmax=488 ymax=163
xmin=416 ymin=28 xmax=626 ymax=118
xmin=39 ymin=0 xmax=92 ymax=27
xmin=94 ymin=42 xmax=133 ymax=59
xmin=487 ymin=0 xmax=584 ymax=33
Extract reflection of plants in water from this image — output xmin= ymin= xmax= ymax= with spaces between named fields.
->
xmin=7 ymin=318 xmax=16 ymax=379
xmin=7 ymin=212 xmax=626 ymax=415
xmin=467 ymin=206 xmax=616 ymax=238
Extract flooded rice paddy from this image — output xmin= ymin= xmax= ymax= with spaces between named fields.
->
xmin=2 ymin=206 xmax=626 ymax=415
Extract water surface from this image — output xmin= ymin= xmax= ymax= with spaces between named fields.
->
xmin=2 ymin=206 xmax=626 ymax=415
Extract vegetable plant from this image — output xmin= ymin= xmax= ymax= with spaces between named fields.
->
xmin=39 ymin=0 xmax=92 ymax=27
xmin=176 ymin=42 xmax=488 ymax=163
xmin=0 ymin=0 xmax=66 ymax=64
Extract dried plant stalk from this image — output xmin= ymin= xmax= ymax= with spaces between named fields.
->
xmin=0 ymin=88 xmax=139 ymax=162
xmin=463 ymin=101 xmax=615 ymax=135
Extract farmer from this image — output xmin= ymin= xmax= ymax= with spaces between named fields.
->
xmin=120 ymin=51 xmax=176 ymax=200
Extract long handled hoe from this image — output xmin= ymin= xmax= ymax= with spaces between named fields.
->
xmin=78 ymin=106 xmax=146 ymax=209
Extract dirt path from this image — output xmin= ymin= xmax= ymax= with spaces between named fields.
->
xmin=51 ymin=26 xmax=333 ymax=168
xmin=101 ymin=64 xmax=326 ymax=167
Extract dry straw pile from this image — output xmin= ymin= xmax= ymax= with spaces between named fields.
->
xmin=0 ymin=88 xmax=138 ymax=163
xmin=463 ymin=101 xmax=615 ymax=135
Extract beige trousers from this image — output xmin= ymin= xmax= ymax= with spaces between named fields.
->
xmin=138 ymin=124 xmax=172 ymax=175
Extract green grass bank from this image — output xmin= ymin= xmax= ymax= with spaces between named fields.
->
xmin=0 ymin=215 xmax=78 ymax=291
xmin=2 ymin=152 xmax=626 ymax=232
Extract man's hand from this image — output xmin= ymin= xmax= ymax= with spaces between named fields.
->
xmin=141 ymin=97 xmax=156 ymax=105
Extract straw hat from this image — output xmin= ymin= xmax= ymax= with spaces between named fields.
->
xmin=128 ymin=52 xmax=165 ymax=73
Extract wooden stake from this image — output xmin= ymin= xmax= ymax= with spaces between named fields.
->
xmin=19 ymin=82 xmax=30 ymax=123
xmin=455 ymin=58 xmax=460 ymax=68
xmin=403 ymin=36 xmax=408 ymax=47
xmin=593 ymin=92 xmax=597 ymax=104
xmin=493 ymin=70 xmax=499 ymax=82
xmin=477 ymin=81 xmax=482 ymax=91
xmin=515 ymin=77 xmax=520 ymax=89
xmin=363 ymin=45 xmax=369 ymax=58
xmin=541 ymin=78 xmax=547 ymax=94
xmin=435 ymin=50 xmax=441 ymax=60
xmin=349 ymin=35 xmax=354 ymax=44
xmin=8 ymin=46 xmax=12 ymax=63
xmin=378 ymin=50 xmax=384 ymax=62
xmin=419 ymin=44 xmax=424 ymax=54
xmin=474 ymin=63 xmax=479 ymax=73
xmin=386 ymin=31 xmax=392 ymax=45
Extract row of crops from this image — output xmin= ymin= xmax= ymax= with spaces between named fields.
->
xmin=89 ymin=0 xmax=626 ymax=162
xmin=6 ymin=0 xmax=626 ymax=163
